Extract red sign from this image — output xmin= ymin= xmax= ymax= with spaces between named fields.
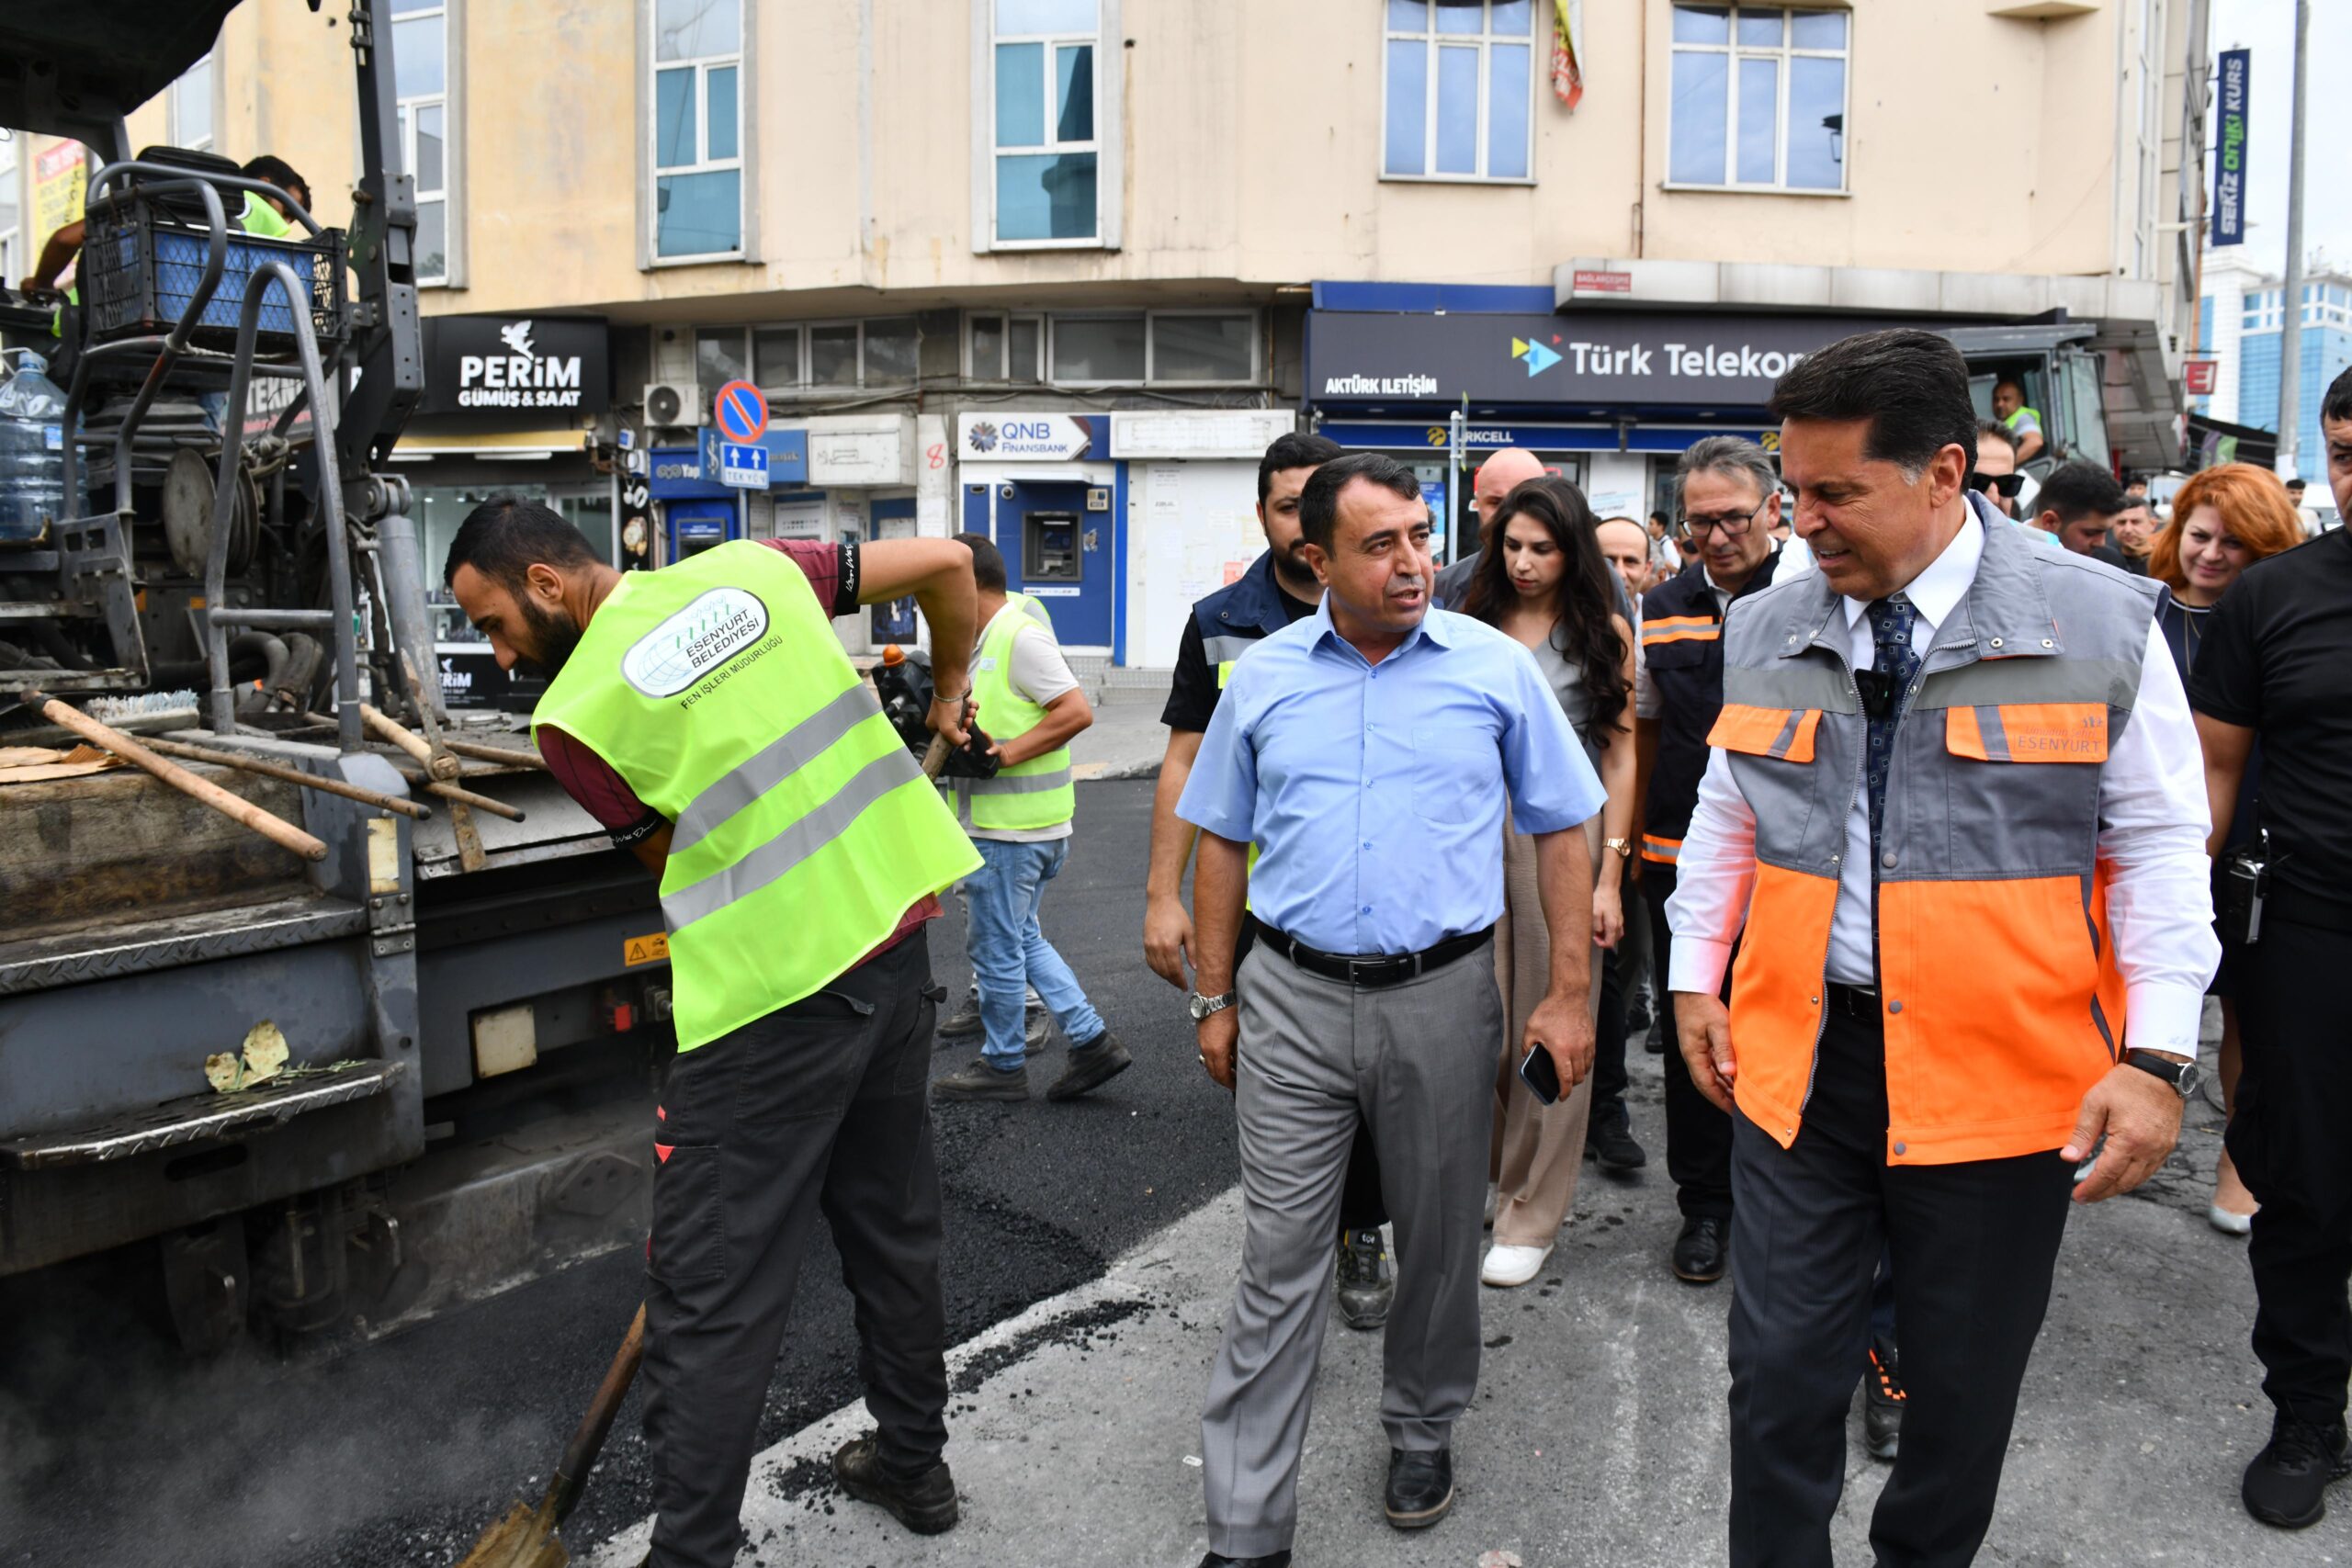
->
xmin=1572 ymin=269 xmax=1634 ymax=295
xmin=2182 ymin=360 xmax=2218 ymax=397
xmin=712 ymin=379 xmax=768 ymax=445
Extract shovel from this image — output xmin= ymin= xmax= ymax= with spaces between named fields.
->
xmin=453 ymin=1304 xmax=646 ymax=1568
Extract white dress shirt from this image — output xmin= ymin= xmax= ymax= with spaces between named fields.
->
xmin=1667 ymin=513 xmax=2219 ymax=1055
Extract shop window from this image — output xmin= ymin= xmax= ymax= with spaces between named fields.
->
xmin=981 ymin=0 xmax=1121 ymax=250
xmin=1381 ymin=1 xmax=1535 ymax=182
xmin=393 ymin=0 xmax=455 ymax=285
xmin=1667 ymin=6 xmax=1848 ymax=193
xmin=967 ymin=312 xmax=1046 ymax=381
xmin=1151 ymin=313 xmax=1254 ymax=383
xmin=650 ymin=0 xmax=744 ymax=261
xmin=171 ymin=51 xmax=216 ymax=152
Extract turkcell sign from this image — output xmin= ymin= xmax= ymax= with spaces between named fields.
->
xmin=2212 ymin=49 xmax=2249 ymax=247
xmin=718 ymin=442 xmax=770 ymax=491
xmin=1307 ymin=311 xmax=1868 ymax=408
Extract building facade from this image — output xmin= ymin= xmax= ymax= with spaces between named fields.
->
xmin=2195 ymin=250 xmax=2352 ymax=479
xmin=48 ymin=0 xmax=2207 ymax=671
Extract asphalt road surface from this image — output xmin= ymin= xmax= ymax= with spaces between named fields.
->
xmin=0 ymin=779 xmax=1240 ymax=1568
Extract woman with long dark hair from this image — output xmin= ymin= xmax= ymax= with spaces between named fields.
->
xmin=1459 ymin=476 xmax=1637 ymax=1287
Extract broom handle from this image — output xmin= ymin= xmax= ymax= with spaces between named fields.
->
xmin=550 ymin=1303 xmax=648 ymax=1526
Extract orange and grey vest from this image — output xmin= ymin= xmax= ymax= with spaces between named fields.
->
xmin=1705 ymin=506 xmax=2160 ymax=1166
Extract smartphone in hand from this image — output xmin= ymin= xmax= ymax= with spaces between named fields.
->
xmin=1519 ymin=1043 xmax=1561 ymax=1107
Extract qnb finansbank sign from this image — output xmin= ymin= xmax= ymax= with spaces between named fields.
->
xmin=1306 ymin=311 xmax=1875 ymax=409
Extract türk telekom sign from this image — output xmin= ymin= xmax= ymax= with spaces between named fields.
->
xmin=1306 ymin=310 xmax=1888 ymax=408
xmin=419 ymin=315 xmax=610 ymax=416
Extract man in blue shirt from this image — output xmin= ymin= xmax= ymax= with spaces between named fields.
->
xmin=1177 ymin=453 xmax=1606 ymax=1566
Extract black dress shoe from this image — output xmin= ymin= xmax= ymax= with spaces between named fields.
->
xmin=2244 ymin=1414 xmax=2351 ymax=1529
xmin=1671 ymin=1214 xmax=1728 ymax=1284
xmin=1196 ymin=1552 xmax=1291 ymax=1567
xmin=1385 ymin=1446 xmax=1454 ymax=1529
xmin=831 ymin=1432 xmax=959 ymax=1535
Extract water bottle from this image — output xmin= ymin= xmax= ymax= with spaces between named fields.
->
xmin=0 ymin=350 xmax=70 ymax=545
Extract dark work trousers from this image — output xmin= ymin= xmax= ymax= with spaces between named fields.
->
xmin=1591 ymin=943 xmax=1632 ymax=1120
xmin=641 ymin=931 xmax=950 ymax=1568
xmin=1236 ymin=921 xmax=1386 ymax=1232
xmin=1726 ymin=1000 xmax=2074 ymax=1568
xmin=2228 ymin=901 xmax=2352 ymax=1428
xmin=1643 ymin=862 xmax=1735 ymax=1220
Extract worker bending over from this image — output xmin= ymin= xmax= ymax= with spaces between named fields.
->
xmin=444 ymin=500 xmax=982 ymax=1568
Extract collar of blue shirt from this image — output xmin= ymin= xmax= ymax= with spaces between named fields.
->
xmin=1306 ymin=588 xmax=1457 ymax=665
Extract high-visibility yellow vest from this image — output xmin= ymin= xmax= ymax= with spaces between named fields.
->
xmin=961 ymin=604 xmax=1075 ymax=832
xmin=1009 ymin=591 xmax=1054 ymax=629
xmin=534 ymin=541 xmax=978 ymax=1051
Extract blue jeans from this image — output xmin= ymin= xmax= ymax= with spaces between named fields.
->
xmin=966 ymin=836 xmax=1104 ymax=1069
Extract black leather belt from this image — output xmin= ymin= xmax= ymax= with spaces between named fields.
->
xmin=1248 ymin=915 xmax=1493 ymax=989
xmin=1826 ymin=981 xmax=1882 ymax=1021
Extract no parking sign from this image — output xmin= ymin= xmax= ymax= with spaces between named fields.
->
xmin=713 ymin=379 xmax=768 ymax=446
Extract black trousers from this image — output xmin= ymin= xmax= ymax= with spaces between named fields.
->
xmin=1236 ymin=920 xmax=1386 ymax=1233
xmin=1726 ymin=1002 xmax=2073 ymax=1568
xmin=1590 ymin=941 xmax=1632 ymax=1118
xmin=2229 ymin=902 xmax=2352 ymax=1428
xmin=642 ymin=931 xmax=951 ymax=1568
xmin=1644 ymin=863 xmax=1735 ymax=1220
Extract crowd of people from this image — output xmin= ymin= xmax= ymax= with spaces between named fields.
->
xmin=439 ymin=341 xmax=2352 ymax=1568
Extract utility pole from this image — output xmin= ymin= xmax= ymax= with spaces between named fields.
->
xmin=2276 ymin=0 xmax=2311 ymax=479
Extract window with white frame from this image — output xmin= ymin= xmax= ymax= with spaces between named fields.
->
xmin=695 ymin=318 xmax=925 ymax=399
xmin=967 ymin=310 xmax=1256 ymax=386
xmin=989 ymin=0 xmax=1101 ymax=244
xmin=651 ymin=0 xmax=743 ymax=260
xmin=1667 ymin=6 xmax=1848 ymax=193
xmin=392 ymin=0 xmax=450 ymax=283
xmin=172 ymin=52 xmax=215 ymax=152
xmin=1383 ymin=0 xmax=1537 ymax=182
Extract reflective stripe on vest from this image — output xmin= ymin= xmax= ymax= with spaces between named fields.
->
xmin=1639 ymin=833 xmax=1681 ymax=864
xmin=1640 ymin=615 xmax=1720 ymax=648
xmin=1712 ymin=521 xmax=2157 ymax=1166
xmin=532 ymin=541 xmax=978 ymax=1052
xmin=965 ymin=605 xmax=1075 ymax=830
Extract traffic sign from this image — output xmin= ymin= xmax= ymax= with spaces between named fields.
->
xmin=718 ymin=441 xmax=771 ymax=491
xmin=713 ymin=379 xmax=768 ymax=445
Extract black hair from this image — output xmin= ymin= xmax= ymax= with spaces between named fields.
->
xmin=241 ymin=154 xmax=310 ymax=208
xmin=2285 ymin=478 xmax=2307 ymax=491
xmin=1458 ymin=477 xmax=1628 ymax=750
xmin=443 ymin=496 xmax=601 ymax=592
xmin=1256 ymin=431 xmax=1344 ymax=505
xmin=1975 ymin=419 xmax=2018 ymax=454
xmin=1297 ymin=451 xmax=1423 ymax=555
xmin=2324 ymin=364 xmax=2352 ymax=426
xmin=955 ymin=530 xmax=1007 ymax=592
xmin=2033 ymin=460 xmax=2127 ymax=525
xmin=1766 ymin=329 xmax=1978 ymax=479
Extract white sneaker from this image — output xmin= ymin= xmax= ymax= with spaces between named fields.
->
xmin=1480 ymin=1242 xmax=1552 ymax=1288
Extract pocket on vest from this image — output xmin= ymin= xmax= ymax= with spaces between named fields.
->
xmin=1707 ymin=704 xmax=1821 ymax=762
xmin=1945 ymin=704 xmax=2108 ymax=763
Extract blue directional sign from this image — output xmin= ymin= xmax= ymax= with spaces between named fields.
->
xmin=713 ymin=378 xmax=768 ymax=445
xmin=718 ymin=442 xmax=771 ymax=491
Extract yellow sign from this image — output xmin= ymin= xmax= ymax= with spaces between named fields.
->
xmin=623 ymin=931 xmax=671 ymax=967
xmin=31 ymin=137 xmax=87 ymax=246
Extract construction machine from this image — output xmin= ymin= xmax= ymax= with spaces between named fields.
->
xmin=0 ymin=2 xmax=667 ymax=1352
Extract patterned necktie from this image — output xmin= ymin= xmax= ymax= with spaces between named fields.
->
xmin=1863 ymin=594 xmax=1922 ymax=853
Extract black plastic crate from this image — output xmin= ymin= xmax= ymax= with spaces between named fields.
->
xmin=82 ymin=195 xmax=346 ymax=353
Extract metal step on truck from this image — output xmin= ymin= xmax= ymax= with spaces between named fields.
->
xmin=0 ymin=1 xmax=672 ymax=1353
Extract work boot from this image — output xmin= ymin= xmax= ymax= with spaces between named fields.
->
xmin=1588 ymin=1100 xmax=1647 ymax=1172
xmin=1334 ymin=1227 xmax=1394 ymax=1330
xmin=1046 ymin=1031 xmax=1133 ymax=1100
xmin=2244 ymin=1414 xmax=2351 ymax=1529
xmin=1384 ymin=1447 xmax=1454 ymax=1529
xmin=1863 ymin=1335 xmax=1905 ymax=1461
xmin=831 ymin=1432 xmax=959 ymax=1535
xmin=1671 ymin=1215 xmax=1728 ymax=1284
xmin=936 ymin=1004 xmax=1047 ymax=1054
xmin=933 ymin=1057 xmax=1030 ymax=1102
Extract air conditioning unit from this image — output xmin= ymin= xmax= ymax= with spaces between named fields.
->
xmin=642 ymin=381 xmax=701 ymax=428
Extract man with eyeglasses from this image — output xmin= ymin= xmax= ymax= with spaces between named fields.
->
xmin=1632 ymin=435 xmax=1786 ymax=1288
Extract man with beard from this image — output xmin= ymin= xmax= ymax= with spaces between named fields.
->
xmin=1145 ymin=432 xmax=1403 ymax=1330
xmin=443 ymin=498 xmax=983 ymax=1568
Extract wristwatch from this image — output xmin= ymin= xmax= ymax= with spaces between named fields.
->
xmin=1603 ymin=837 xmax=1633 ymax=860
xmin=1187 ymin=990 xmax=1237 ymax=1022
xmin=2121 ymin=1049 xmax=2202 ymax=1100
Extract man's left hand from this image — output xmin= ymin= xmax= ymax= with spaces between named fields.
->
xmin=2060 ymin=1061 xmax=2186 ymax=1203
xmin=1525 ymin=990 xmax=1594 ymax=1093
xmin=927 ymin=694 xmax=972 ymax=747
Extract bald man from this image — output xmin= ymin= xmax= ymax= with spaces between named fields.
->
xmin=1433 ymin=447 xmax=1550 ymax=608
xmin=1595 ymin=517 xmax=1653 ymax=603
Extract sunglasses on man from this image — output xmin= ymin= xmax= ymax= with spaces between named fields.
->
xmin=1967 ymin=471 xmax=2027 ymax=499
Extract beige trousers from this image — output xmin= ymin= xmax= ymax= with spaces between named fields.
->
xmin=1487 ymin=812 xmax=1605 ymax=1248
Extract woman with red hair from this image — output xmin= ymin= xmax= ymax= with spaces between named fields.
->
xmin=2153 ymin=464 xmax=2305 ymax=1235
